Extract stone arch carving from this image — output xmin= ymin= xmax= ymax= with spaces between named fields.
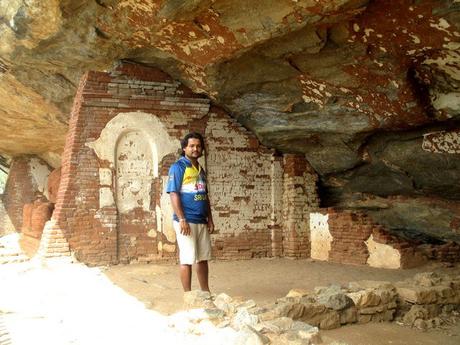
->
xmin=86 ymin=112 xmax=177 ymax=174
xmin=86 ymin=112 xmax=179 ymax=262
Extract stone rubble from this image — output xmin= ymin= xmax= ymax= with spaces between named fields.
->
xmin=171 ymin=271 xmax=460 ymax=344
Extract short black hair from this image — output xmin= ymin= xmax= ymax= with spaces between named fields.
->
xmin=180 ymin=132 xmax=205 ymax=156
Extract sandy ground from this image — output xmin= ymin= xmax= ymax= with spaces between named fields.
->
xmin=1 ymin=257 xmax=459 ymax=345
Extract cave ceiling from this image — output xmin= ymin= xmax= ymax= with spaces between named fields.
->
xmin=0 ymin=0 xmax=459 ymax=240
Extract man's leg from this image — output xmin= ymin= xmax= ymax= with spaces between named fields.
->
xmin=196 ymin=260 xmax=210 ymax=292
xmin=180 ymin=264 xmax=192 ymax=291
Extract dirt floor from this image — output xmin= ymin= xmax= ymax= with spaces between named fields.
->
xmin=104 ymin=258 xmax=460 ymax=345
xmin=1 ymin=256 xmax=460 ymax=344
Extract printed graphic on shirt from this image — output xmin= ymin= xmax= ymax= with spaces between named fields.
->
xmin=166 ymin=157 xmax=208 ymax=223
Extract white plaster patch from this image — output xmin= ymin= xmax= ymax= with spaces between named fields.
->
xmin=116 ymin=131 xmax=152 ymax=213
xmin=310 ymin=213 xmax=332 ymax=261
xmin=129 ymin=236 xmax=137 ymax=247
xmin=29 ymin=158 xmax=51 ymax=199
xmin=99 ymin=168 xmax=112 ymax=186
xmin=87 ymin=112 xmax=178 ymax=214
xmin=99 ymin=187 xmax=115 ymax=208
xmin=162 ymin=243 xmax=176 ymax=253
xmin=365 ymin=235 xmax=401 ymax=269
xmin=160 ymin=176 xmax=176 ymax=243
xmin=86 ymin=112 xmax=178 ymax=175
xmin=147 ymin=228 xmax=157 ymax=238
xmin=155 ymin=205 xmax=162 ymax=238
xmin=0 ymin=199 xmax=15 ymax=235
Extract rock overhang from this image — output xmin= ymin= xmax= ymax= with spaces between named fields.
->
xmin=0 ymin=0 xmax=459 ymax=241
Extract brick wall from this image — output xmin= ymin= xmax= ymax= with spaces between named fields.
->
xmin=36 ymin=62 xmax=325 ymax=265
xmin=38 ymin=62 xmax=322 ymax=265
xmin=310 ymin=209 xmax=434 ymax=268
xmin=327 ymin=210 xmax=373 ymax=265
xmin=282 ymin=154 xmax=319 ymax=258
xmin=20 ymin=200 xmax=54 ymax=257
xmin=0 ymin=197 xmax=15 ymax=236
xmin=1 ymin=156 xmax=51 ymax=230
xmin=206 ymin=108 xmax=275 ymax=259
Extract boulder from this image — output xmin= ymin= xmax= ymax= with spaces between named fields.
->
xmin=395 ymin=286 xmax=438 ymax=304
xmin=231 ymin=308 xmax=259 ymax=331
xmin=346 ymin=290 xmax=381 ymax=307
xmin=183 ymin=290 xmax=215 ymax=309
xmin=316 ymin=292 xmax=354 ymax=311
xmin=256 ymin=317 xmax=294 ymax=335
xmin=234 ymin=325 xmax=270 ymax=345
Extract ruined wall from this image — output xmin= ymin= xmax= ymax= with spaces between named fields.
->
xmin=39 ymin=64 xmax=208 ymax=264
xmin=2 ymin=156 xmax=51 ymax=230
xmin=0 ymin=198 xmax=15 ymax=236
xmin=206 ymin=107 xmax=277 ymax=259
xmin=282 ymin=155 xmax=319 ymax=258
xmin=39 ymin=63 xmax=314 ymax=265
xmin=310 ymin=209 xmax=428 ymax=268
xmin=20 ymin=199 xmax=54 ymax=257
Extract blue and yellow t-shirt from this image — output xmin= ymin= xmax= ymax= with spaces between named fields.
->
xmin=166 ymin=156 xmax=208 ymax=224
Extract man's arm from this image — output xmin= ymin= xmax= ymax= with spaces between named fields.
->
xmin=207 ymin=197 xmax=214 ymax=234
xmin=170 ymin=192 xmax=191 ymax=236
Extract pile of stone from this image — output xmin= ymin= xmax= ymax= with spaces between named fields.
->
xmin=173 ymin=290 xmax=321 ymax=344
xmin=395 ymin=272 xmax=460 ymax=330
xmin=169 ymin=272 xmax=460 ymax=344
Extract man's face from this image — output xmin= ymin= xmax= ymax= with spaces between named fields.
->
xmin=183 ymin=138 xmax=203 ymax=160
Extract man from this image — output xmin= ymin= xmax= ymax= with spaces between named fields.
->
xmin=166 ymin=132 xmax=214 ymax=292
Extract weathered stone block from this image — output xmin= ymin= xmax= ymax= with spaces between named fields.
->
xmin=395 ymin=286 xmax=438 ymax=304
xmin=347 ymin=290 xmax=381 ymax=307
xmin=256 ymin=317 xmax=294 ymax=334
xmin=231 ymin=308 xmax=259 ymax=330
xmin=183 ymin=290 xmax=215 ymax=309
xmin=234 ymin=325 xmax=270 ymax=345
xmin=318 ymin=311 xmax=341 ymax=330
xmin=316 ymin=292 xmax=354 ymax=311
xmin=340 ymin=307 xmax=358 ymax=324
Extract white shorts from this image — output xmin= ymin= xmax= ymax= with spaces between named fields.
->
xmin=173 ymin=221 xmax=212 ymax=265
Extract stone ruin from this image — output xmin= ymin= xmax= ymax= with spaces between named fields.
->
xmin=174 ymin=271 xmax=460 ymax=344
xmin=0 ymin=63 xmax=459 ymax=268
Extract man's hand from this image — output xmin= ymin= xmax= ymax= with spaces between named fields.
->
xmin=180 ymin=219 xmax=191 ymax=236
xmin=207 ymin=218 xmax=215 ymax=234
